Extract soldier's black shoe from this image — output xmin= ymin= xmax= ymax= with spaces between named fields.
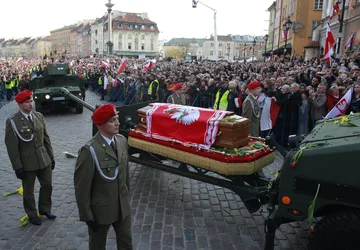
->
xmin=30 ymin=217 xmax=41 ymax=225
xmin=41 ymin=212 xmax=57 ymax=220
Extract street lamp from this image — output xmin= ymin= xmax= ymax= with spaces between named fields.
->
xmin=283 ymin=16 xmax=292 ymax=56
xmin=192 ymin=0 xmax=218 ymax=61
xmin=252 ymin=38 xmax=256 ymax=62
xmin=105 ymin=0 xmax=114 ymax=55
xmin=264 ymin=34 xmax=269 ymax=62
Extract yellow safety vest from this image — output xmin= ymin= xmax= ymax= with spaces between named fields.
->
xmin=214 ymin=90 xmax=229 ymax=111
xmin=148 ymin=80 xmax=159 ymax=95
xmin=5 ymin=81 xmax=12 ymax=89
xmin=98 ymin=76 xmax=103 ymax=86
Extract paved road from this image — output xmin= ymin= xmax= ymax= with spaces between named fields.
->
xmin=0 ymin=91 xmax=311 ymax=250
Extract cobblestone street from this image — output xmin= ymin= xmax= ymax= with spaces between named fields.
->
xmin=0 ymin=91 xmax=312 ymax=250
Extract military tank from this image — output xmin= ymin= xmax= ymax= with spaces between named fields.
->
xmin=29 ymin=64 xmax=84 ymax=114
xmin=60 ymin=87 xmax=360 ymax=250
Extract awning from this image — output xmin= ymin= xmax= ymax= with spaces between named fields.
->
xmin=272 ymin=44 xmax=292 ymax=54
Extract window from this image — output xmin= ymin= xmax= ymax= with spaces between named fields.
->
xmin=128 ymin=43 xmax=131 ymax=50
xmin=135 ymin=36 xmax=139 ymax=50
xmin=210 ymin=43 xmax=214 ymax=47
xmin=226 ymin=43 xmax=230 ymax=48
xmin=141 ymin=43 xmax=145 ymax=50
xmin=218 ymin=51 xmax=222 ymax=56
xmin=127 ymin=23 xmax=132 ymax=29
xmin=210 ymin=50 xmax=214 ymax=56
xmin=141 ymin=35 xmax=145 ymax=40
xmin=314 ymin=0 xmax=323 ymax=10
xmin=95 ymin=30 xmax=98 ymax=36
xmin=95 ymin=40 xmax=98 ymax=44
xmin=219 ymin=43 xmax=222 ymax=47
xmin=141 ymin=25 xmax=145 ymax=30
xmin=310 ymin=20 xmax=321 ymax=36
xmin=135 ymin=24 xmax=138 ymax=29
xmin=150 ymin=25 xmax=154 ymax=30
xmin=117 ymin=23 xmax=122 ymax=28
xmin=151 ymin=39 xmax=154 ymax=50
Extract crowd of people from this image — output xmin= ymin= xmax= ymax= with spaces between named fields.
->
xmin=1 ymin=52 xmax=360 ymax=147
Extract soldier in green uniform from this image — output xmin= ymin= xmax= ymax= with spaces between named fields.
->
xmin=5 ymin=90 xmax=56 ymax=225
xmin=74 ymin=104 xmax=132 ymax=250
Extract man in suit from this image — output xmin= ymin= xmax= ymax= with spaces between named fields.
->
xmin=5 ymin=90 xmax=56 ymax=225
xmin=74 ymin=104 xmax=132 ymax=250
xmin=242 ymin=81 xmax=262 ymax=137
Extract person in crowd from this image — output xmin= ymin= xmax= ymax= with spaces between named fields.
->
xmin=309 ymin=83 xmax=327 ymax=130
xmin=242 ymin=81 xmax=261 ymax=137
xmin=347 ymin=82 xmax=360 ymax=114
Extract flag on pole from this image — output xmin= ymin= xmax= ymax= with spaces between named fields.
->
xmin=249 ymin=45 xmax=253 ymax=51
xmin=344 ymin=33 xmax=355 ymax=50
xmin=329 ymin=0 xmax=341 ymax=21
xmin=101 ymin=61 xmax=109 ymax=69
xmin=282 ymin=31 xmax=287 ymax=40
xmin=242 ymin=45 xmax=247 ymax=51
xmin=144 ymin=60 xmax=153 ymax=71
xmin=260 ymin=97 xmax=280 ymax=131
xmin=325 ymin=87 xmax=353 ymax=118
xmin=117 ymin=58 xmax=127 ymax=74
xmin=323 ymin=23 xmax=336 ymax=63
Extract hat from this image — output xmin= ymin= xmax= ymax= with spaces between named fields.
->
xmin=15 ymin=90 xmax=32 ymax=103
xmin=247 ymin=81 xmax=261 ymax=90
xmin=174 ymin=82 xmax=183 ymax=91
xmin=352 ymin=66 xmax=360 ymax=71
xmin=93 ymin=104 xmax=118 ymax=125
xmin=220 ymin=77 xmax=229 ymax=84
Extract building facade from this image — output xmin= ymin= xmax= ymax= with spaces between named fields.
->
xmin=163 ymin=38 xmax=206 ymax=59
xmin=267 ymin=2 xmax=277 ymax=53
xmin=81 ymin=24 xmax=92 ymax=57
xmin=50 ymin=24 xmax=76 ymax=55
xmin=34 ymin=36 xmax=51 ymax=58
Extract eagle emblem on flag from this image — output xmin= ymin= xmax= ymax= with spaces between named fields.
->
xmin=164 ymin=106 xmax=200 ymax=125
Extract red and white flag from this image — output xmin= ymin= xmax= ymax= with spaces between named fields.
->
xmin=16 ymin=58 xmax=23 ymax=63
xmin=144 ymin=60 xmax=153 ymax=71
xmin=101 ymin=61 xmax=109 ymax=69
xmin=134 ymin=63 xmax=138 ymax=72
xmin=344 ymin=33 xmax=355 ymax=50
xmin=234 ymin=97 xmax=242 ymax=108
xmin=242 ymin=45 xmax=247 ymax=51
xmin=259 ymin=41 xmax=264 ymax=48
xmin=70 ymin=60 xmax=75 ymax=67
xmin=325 ymin=87 xmax=353 ymax=118
xmin=249 ymin=46 xmax=253 ymax=51
xmin=329 ymin=0 xmax=341 ymax=21
xmin=260 ymin=97 xmax=280 ymax=131
xmin=87 ymin=63 xmax=93 ymax=68
xmin=323 ymin=23 xmax=336 ymax=63
xmin=282 ymin=31 xmax=287 ymax=40
xmin=117 ymin=58 xmax=127 ymax=74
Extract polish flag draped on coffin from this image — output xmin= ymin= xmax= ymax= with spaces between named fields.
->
xmin=146 ymin=104 xmax=228 ymax=149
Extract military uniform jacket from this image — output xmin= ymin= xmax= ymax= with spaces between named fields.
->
xmin=74 ymin=132 xmax=131 ymax=225
xmin=242 ymin=94 xmax=261 ymax=137
xmin=5 ymin=111 xmax=54 ymax=171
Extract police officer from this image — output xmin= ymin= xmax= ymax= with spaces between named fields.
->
xmin=213 ymin=78 xmax=230 ymax=110
xmin=147 ymin=76 xmax=159 ymax=101
xmin=5 ymin=90 xmax=56 ymax=225
xmin=74 ymin=104 xmax=132 ymax=250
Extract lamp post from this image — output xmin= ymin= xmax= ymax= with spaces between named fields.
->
xmin=227 ymin=44 xmax=230 ymax=61
xmin=243 ymin=42 xmax=246 ymax=62
xmin=192 ymin=0 xmax=218 ymax=61
xmin=252 ymin=38 xmax=256 ymax=62
xmin=105 ymin=0 xmax=114 ymax=55
xmin=264 ymin=34 xmax=269 ymax=62
xmin=283 ymin=16 xmax=292 ymax=56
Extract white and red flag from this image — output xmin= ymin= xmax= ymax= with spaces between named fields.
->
xmin=134 ymin=63 xmax=138 ymax=72
xmin=16 ymin=58 xmax=23 ymax=63
xmin=249 ymin=46 xmax=253 ymax=51
xmin=325 ymin=87 xmax=353 ymax=118
xmin=242 ymin=45 xmax=247 ymax=51
xmin=282 ymin=31 xmax=288 ymax=40
xmin=101 ymin=61 xmax=109 ymax=69
xmin=260 ymin=97 xmax=280 ymax=131
xmin=323 ymin=23 xmax=336 ymax=63
xmin=329 ymin=0 xmax=341 ymax=21
xmin=144 ymin=60 xmax=153 ymax=71
xmin=344 ymin=33 xmax=355 ymax=50
xmin=117 ymin=58 xmax=127 ymax=74
xmin=70 ymin=60 xmax=75 ymax=67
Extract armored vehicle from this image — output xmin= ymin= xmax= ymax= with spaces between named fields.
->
xmin=60 ymin=88 xmax=360 ymax=250
xmin=29 ymin=64 xmax=84 ymax=114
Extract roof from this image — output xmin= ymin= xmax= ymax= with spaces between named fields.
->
xmin=231 ymin=35 xmax=265 ymax=42
xmin=71 ymin=23 xmax=84 ymax=33
xmin=50 ymin=24 xmax=77 ymax=33
xmin=113 ymin=12 xmax=156 ymax=25
xmin=41 ymin=36 xmax=51 ymax=41
xmin=164 ymin=38 xmax=208 ymax=46
xmin=304 ymin=41 xmax=320 ymax=48
xmin=208 ymin=35 xmax=232 ymax=42
xmin=267 ymin=1 xmax=276 ymax=11
xmin=19 ymin=37 xmax=31 ymax=44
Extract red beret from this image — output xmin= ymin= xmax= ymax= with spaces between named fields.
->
xmin=247 ymin=81 xmax=261 ymax=90
xmin=174 ymin=83 xmax=183 ymax=91
xmin=15 ymin=90 xmax=33 ymax=103
xmin=93 ymin=104 xmax=118 ymax=125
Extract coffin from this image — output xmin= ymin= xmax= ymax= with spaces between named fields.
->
xmin=136 ymin=104 xmax=250 ymax=148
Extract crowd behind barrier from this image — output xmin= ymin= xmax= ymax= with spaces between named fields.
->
xmin=1 ymin=53 xmax=360 ymax=147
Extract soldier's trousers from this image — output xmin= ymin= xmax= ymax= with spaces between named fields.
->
xmin=22 ymin=166 xmax=53 ymax=218
xmin=88 ymin=214 xmax=132 ymax=250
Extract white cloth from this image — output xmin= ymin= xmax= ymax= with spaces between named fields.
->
xmin=20 ymin=110 xmax=33 ymax=121
xmin=104 ymin=76 xmax=108 ymax=90
xmin=100 ymin=133 xmax=115 ymax=146
xmin=260 ymin=97 xmax=272 ymax=131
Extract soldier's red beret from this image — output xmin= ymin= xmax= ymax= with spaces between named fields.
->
xmin=93 ymin=104 xmax=118 ymax=125
xmin=247 ymin=81 xmax=261 ymax=90
xmin=174 ymin=82 xmax=183 ymax=91
xmin=15 ymin=90 xmax=33 ymax=103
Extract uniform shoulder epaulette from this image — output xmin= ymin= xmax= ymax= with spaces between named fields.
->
xmin=115 ymin=134 xmax=127 ymax=141
xmin=8 ymin=114 xmax=16 ymax=120
xmin=85 ymin=137 xmax=97 ymax=147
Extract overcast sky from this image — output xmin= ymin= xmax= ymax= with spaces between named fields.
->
xmin=1 ymin=0 xmax=274 ymax=41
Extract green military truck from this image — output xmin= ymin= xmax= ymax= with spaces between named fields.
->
xmin=29 ymin=64 xmax=84 ymax=114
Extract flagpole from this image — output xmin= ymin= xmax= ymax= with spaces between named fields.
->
xmin=336 ymin=0 xmax=346 ymax=55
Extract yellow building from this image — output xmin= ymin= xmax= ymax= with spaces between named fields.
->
xmin=274 ymin=0 xmax=323 ymax=58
